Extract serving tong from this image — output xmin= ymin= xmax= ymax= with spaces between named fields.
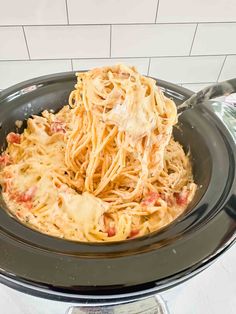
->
xmin=178 ymin=78 xmax=236 ymax=113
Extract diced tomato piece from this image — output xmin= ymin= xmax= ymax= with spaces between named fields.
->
xmin=141 ymin=192 xmax=159 ymax=206
xmin=0 ymin=154 xmax=11 ymax=166
xmin=129 ymin=229 xmax=139 ymax=238
xmin=9 ymin=191 xmax=18 ymax=200
xmin=6 ymin=132 xmax=21 ymax=144
xmin=17 ymin=186 xmax=37 ymax=203
xmin=25 ymin=186 xmax=37 ymax=198
xmin=26 ymin=202 xmax=33 ymax=210
xmin=104 ymin=215 xmax=116 ymax=237
xmin=50 ymin=121 xmax=66 ymax=134
xmin=17 ymin=194 xmax=31 ymax=202
xmin=107 ymin=227 xmax=116 ymax=237
xmin=175 ymin=190 xmax=189 ymax=206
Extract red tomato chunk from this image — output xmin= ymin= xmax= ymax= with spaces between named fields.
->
xmin=129 ymin=229 xmax=139 ymax=238
xmin=175 ymin=191 xmax=189 ymax=206
xmin=141 ymin=192 xmax=159 ymax=206
xmin=17 ymin=186 xmax=37 ymax=203
xmin=6 ymin=132 xmax=21 ymax=144
xmin=50 ymin=121 xmax=66 ymax=134
xmin=0 ymin=154 xmax=11 ymax=166
xmin=107 ymin=227 xmax=116 ymax=237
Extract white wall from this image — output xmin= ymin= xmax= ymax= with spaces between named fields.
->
xmin=0 ymin=0 xmax=236 ymax=91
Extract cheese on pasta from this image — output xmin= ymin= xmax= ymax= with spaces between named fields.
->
xmin=0 ymin=65 xmax=197 ymax=242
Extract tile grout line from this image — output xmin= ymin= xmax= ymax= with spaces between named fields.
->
xmin=109 ymin=25 xmax=112 ymax=57
xmin=22 ymin=26 xmax=31 ymax=60
xmin=147 ymin=58 xmax=151 ymax=75
xmin=70 ymin=59 xmax=73 ymax=71
xmin=155 ymin=0 xmax=160 ymax=23
xmin=189 ymin=24 xmax=198 ymax=55
xmin=1 ymin=21 xmax=236 ymax=27
xmin=181 ymin=81 xmax=216 ymax=85
xmin=65 ymin=0 xmax=69 ymax=24
xmin=216 ymin=55 xmax=227 ymax=82
xmin=0 ymin=54 xmax=235 ymax=62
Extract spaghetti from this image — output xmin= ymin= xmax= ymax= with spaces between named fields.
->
xmin=0 ymin=65 xmax=197 ymax=242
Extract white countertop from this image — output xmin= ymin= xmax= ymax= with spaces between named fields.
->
xmin=0 ymin=244 xmax=235 ymax=314
xmin=163 ymin=244 xmax=236 ymax=314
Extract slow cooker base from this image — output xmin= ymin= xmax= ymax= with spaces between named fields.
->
xmin=0 ymin=72 xmax=235 ymax=297
xmin=66 ymin=296 xmax=169 ymax=314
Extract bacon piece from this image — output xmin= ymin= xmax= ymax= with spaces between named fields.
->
xmin=0 ymin=154 xmax=11 ymax=166
xmin=141 ymin=192 xmax=159 ymax=206
xmin=175 ymin=190 xmax=189 ymax=206
xmin=6 ymin=132 xmax=21 ymax=144
xmin=50 ymin=121 xmax=66 ymax=134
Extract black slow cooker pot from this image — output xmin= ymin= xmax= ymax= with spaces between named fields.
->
xmin=0 ymin=72 xmax=235 ymax=305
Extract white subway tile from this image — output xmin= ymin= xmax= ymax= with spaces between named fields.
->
xmin=0 ymin=27 xmax=28 ymax=60
xmin=182 ymin=83 xmax=214 ymax=92
xmin=219 ymin=56 xmax=236 ymax=81
xmin=67 ymin=0 xmax=158 ymax=24
xmin=72 ymin=58 xmax=149 ymax=74
xmin=0 ymin=0 xmax=67 ymax=25
xmin=24 ymin=26 xmax=110 ymax=59
xmin=111 ymin=24 xmax=196 ymax=57
xmin=149 ymin=56 xmax=224 ymax=84
xmin=0 ymin=60 xmax=71 ymax=89
xmin=157 ymin=0 xmax=236 ymax=23
xmin=192 ymin=23 xmax=236 ymax=55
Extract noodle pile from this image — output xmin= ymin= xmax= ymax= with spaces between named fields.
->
xmin=0 ymin=65 xmax=196 ymax=242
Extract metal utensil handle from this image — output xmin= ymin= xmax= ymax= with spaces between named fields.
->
xmin=178 ymin=78 xmax=236 ymax=112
